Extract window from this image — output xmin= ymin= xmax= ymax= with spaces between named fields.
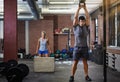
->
xmin=109 ymin=5 xmax=120 ymax=47
xmin=95 ymin=18 xmax=98 ymax=42
xmin=117 ymin=5 xmax=120 ymax=47
xmin=109 ymin=7 xmax=115 ymax=46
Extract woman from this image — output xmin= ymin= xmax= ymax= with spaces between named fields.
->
xmin=36 ymin=31 xmax=51 ymax=57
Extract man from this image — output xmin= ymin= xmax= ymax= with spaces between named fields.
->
xmin=69 ymin=3 xmax=92 ymax=82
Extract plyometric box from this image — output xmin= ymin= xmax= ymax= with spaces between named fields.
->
xmin=34 ymin=57 xmax=55 ymax=72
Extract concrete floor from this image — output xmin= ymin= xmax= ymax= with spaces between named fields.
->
xmin=0 ymin=59 xmax=120 ymax=82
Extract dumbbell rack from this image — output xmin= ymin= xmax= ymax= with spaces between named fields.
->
xmin=106 ymin=53 xmax=117 ymax=71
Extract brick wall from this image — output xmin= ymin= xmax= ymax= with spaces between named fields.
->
xmin=17 ymin=14 xmax=74 ymax=54
xmin=90 ymin=19 xmax=95 ymax=49
xmin=90 ymin=8 xmax=104 ymax=49
xmin=18 ymin=21 xmax=25 ymax=49
xmin=19 ymin=14 xmax=106 ymax=54
xmin=54 ymin=15 xmax=74 ymax=51
xmin=29 ymin=20 xmax=54 ymax=54
xmin=98 ymin=15 xmax=103 ymax=45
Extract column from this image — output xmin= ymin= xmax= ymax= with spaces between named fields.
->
xmin=25 ymin=21 xmax=29 ymax=55
xmin=4 ymin=0 xmax=17 ymax=61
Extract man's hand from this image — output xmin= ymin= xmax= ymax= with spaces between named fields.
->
xmin=78 ymin=3 xmax=83 ymax=9
xmin=82 ymin=3 xmax=87 ymax=10
xmin=79 ymin=3 xmax=86 ymax=9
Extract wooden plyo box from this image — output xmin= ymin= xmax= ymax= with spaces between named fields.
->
xmin=34 ymin=57 xmax=55 ymax=72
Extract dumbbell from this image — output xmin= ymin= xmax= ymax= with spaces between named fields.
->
xmin=79 ymin=0 xmax=86 ymax=5
xmin=79 ymin=0 xmax=86 ymax=3
xmin=6 ymin=63 xmax=29 ymax=82
xmin=0 ymin=59 xmax=18 ymax=76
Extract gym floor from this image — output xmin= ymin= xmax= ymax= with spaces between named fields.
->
xmin=0 ymin=59 xmax=120 ymax=82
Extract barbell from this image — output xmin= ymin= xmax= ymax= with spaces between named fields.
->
xmin=0 ymin=59 xmax=18 ymax=76
xmin=0 ymin=59 xmax=29 ymax=82
xmin=6 ymin=63 xmax=29 ymax=82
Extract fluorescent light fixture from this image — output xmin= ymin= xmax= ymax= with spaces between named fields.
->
xmin=18 ymin=15 xmax=34 ymax=20
xmin=49 ymin=2 xmax=75 ymax=4
xmin=48 ymin=0 xmax=75 ymax=4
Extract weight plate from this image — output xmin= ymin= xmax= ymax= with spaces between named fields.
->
xmin=17 ymin=64 xmax=29 ymax=77
xmin=7 ymin=59 xmax=18 ymax=68
xmin=6 ymin=67 xmax=22 ymax=82
xmin=0 ymin=62 xmax=8 ymax=75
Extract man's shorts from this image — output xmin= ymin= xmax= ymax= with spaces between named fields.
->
xmin=38 ymin=50 xmax=49 ymax=55
xmin=73 ymin=46 xmax=89 ymax=60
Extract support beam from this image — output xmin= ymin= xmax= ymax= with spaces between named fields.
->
xmin=25 ymin=21 xmax=29 ymax=55
xmin=27 ymin=0 xmax=40 ymax=20
xmin=4 ymin=0 xmax=17 ymax=61
xmin=0 ymin=21 xmax=3 ymax=39
xmin=103 ymin=0 xmax=107 ymax=82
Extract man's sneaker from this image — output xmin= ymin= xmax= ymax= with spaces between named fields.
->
xmin=69 ymin=76 xmax=74 ymax=82
xmin=85 ymin=75 xmax=92 ymax=81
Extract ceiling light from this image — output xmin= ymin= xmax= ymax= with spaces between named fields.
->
xmin=49 ymin=2 xmax=75 ymax=4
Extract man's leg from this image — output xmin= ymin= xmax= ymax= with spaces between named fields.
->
xmin=82 ymin=58 xmax=88 ymax=76
xmin=69 ymin=59 xmax=79 ymax=82
xmin=71 ymin=60 xmax=79 ymax=76
xmin=82 ymin=58 xmax=92 ymax=81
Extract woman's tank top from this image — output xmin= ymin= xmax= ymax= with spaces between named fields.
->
xmin=39 ymin=38 xmax=47 ymax=51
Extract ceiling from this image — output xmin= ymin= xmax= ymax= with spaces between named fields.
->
xmin=0 ymin=0 xmax=103 ymax=20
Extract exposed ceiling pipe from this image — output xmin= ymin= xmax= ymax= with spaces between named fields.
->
xmin=26 ymin=0 xmax=40 ymax=20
